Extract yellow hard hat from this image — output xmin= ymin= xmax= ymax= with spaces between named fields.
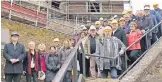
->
xmin=111 ymin=20 xmax=118 ymax=24
xmin=127 ymin=8 xmax=132 ymax=12
xmin=153 ymin=3 xmax=158 ymax=6
xmin=103 ymin=26 xmax=112 ymax=32
xmin=95 ymin=21 xmax=101 ymax=25
xmin=53 ymin=38 xmax=59 ymax=42
xmin=122 ymin=10 xmax=128 ymax=15
xmin=119 ymin=17 xmax=125 ymax=21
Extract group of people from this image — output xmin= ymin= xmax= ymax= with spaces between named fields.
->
xmin=3 ymin=3 xmax=162 ymax=82
xmin=3 ymin=31 xmax=75 ymax=82
xmin=78 ymin=3 xmax=162 ymax=79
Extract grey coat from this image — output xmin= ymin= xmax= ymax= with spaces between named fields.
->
xmin=95 ymin=37 xmax=126 ymax=71
xmin=3 ymin=42 xmax=26 ymax=74
xmin=45 ymin=54 xmax=60 ymax=82
xmin=60 ymin=47 xmax=73 ymax=71
xmin=136 ymin=15 xmax=154 ymax=38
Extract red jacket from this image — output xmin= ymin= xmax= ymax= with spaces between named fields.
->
xmin=126 ymin=29 xmax=142 ymax=50
xmin=39 ymin=52 xmax=47 ymax=72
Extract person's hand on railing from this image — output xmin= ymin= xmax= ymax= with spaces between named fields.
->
xmin=119 ymin=50 xmax=124 ymax=56
xmin=141 ymin=30 xmax=146 ymax=34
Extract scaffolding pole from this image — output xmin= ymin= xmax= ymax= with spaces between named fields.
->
xmin=9 ymin=0 xmax=13 ymax=20
xmin=35 ymin=1 xmax=40 ymax=27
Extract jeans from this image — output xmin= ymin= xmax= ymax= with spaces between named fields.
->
xmin=100 ymin=68 xmax=118 ymax=79
xmin=26 ymin=68 xmax=38 ymax=82
xmin=5 ymin=74 xmax=21 ymax=82
xmin=63 ymin=71 xmax=71 ymax=82
xmin=100 ymin=69 xmax=109 ymax=78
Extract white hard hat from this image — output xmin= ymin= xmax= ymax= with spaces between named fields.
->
xmin=38 ymin=71 xmax=45 ymax=80
xmin=89 ymin=25 xmax=96 ymax=30
xmin=99 ymin=17 xmax=104 ymax=21
xmin=80 ymin=25 xmax=85 ymax=28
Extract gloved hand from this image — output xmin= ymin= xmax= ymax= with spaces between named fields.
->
xmin=119 ymin=50 xmax=124 ymax=56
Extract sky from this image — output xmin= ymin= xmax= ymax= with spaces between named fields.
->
xmin=130 ymin=0 xmax=162 ymax=13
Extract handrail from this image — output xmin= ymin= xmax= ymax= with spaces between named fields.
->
xmin=118 ymin=22 xmax=162 ymax=79
xmin=52 ymin=40 xmax=82 ymax=82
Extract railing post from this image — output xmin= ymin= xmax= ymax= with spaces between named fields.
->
xmin=125 ymin=51 xmax=128 ymax=69
xmin=73 ymin=51 xmax=78 ymax=82
xmin=80 ymin=42 xmax=86 ymax=77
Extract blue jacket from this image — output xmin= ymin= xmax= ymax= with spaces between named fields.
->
xmin=150 ymin=10 xmax=162 ymax=22
xmin=150 ymin=11 xmax=158 ymax=33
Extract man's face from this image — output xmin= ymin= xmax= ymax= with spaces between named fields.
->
xmin=104 ymin=30 xmax=112 ymax=37
xmin=103 ymin=21 xmax=108 ymax=26
xmin=119 ymin=20 xmax=125 ymax=27
xmin=111 ymin=23 xmax=118 ymax=30
xmin=144 ymin=9 xmax=150 ymax=15
xmin=153 ymin=5 xmax=158 ymax=9
xmin=124 ymin=15 xmax=130 ymax=22
xmin=95 ymin=24 xmax=100 ymax=29
xmin=54 ymin=41 xmax=59 ymax=46
xmin=11 ymin=35 xmax=19 ymax=42
xmin=89 ymin=29 xmax=96 ymax=36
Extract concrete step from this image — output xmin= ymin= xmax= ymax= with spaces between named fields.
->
xmin=85 ymin=78 xmax=119 ymax=82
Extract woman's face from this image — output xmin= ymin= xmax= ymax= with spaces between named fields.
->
xmin=130 ymin=24 xmax=136 ymax=31
xmin=38 ymin=44 xmax=46 ymax=51
xmin=50 ymin=47 xmax=56 ymax=54
xmin=28 ymin=42 xmax=35 ymax=50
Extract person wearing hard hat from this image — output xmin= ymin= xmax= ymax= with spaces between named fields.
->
xmin=95 ymin=26 xmax=126 ymax=78
xmin=127 ymin=8 xmax=137 ymax=21
xmin=111 ymin=20 xmax=127 ymax=75
xmin=99 ymin=17 xmax=104 ymax=26
xmin=95 ymin=21 xmax=102 ymax=31
xmin=122 ymin=10 xmax=128 ymax=16
xmin=53 ymin=38 xmax=61 ymax=51
xmin=153 ymin=3 xmax=162 ymax=16
xmin=119 ymin=17 xmax=127 ymax=33
xmin=24 ymin=41 xmax=41 ymax=82
xmin=138 ymin=5 xmax=154 ymax=53
xmin=45 ymin=46 xmax=61 ymax=82
xmin=95 ymin=21 xmax=104 ymax=37
xmin=3 ymin=32 xmax=26 ymax=82
xmin=84 ymin=25 xmax=100 ymax=78
xmin=153 ymin=3 xmax=162 ymax=38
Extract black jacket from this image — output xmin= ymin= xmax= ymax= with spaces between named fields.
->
xmin=3 ymin=42 xmax=26 ymax=74
xmin=112 ymin=28 xmax=128 ymax=47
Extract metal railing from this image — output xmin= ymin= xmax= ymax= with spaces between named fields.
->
xmin=52 ymin=21 xmax=161 ymax=82
xmin=118 ymin=22 xmax=162 ymax=80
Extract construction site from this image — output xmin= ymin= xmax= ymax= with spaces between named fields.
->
xmin=1 ymin=0 xmax=162 ymax=82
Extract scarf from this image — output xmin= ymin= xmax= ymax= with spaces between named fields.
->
xmin=27 ymin=50 xmax=39 ymax=74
